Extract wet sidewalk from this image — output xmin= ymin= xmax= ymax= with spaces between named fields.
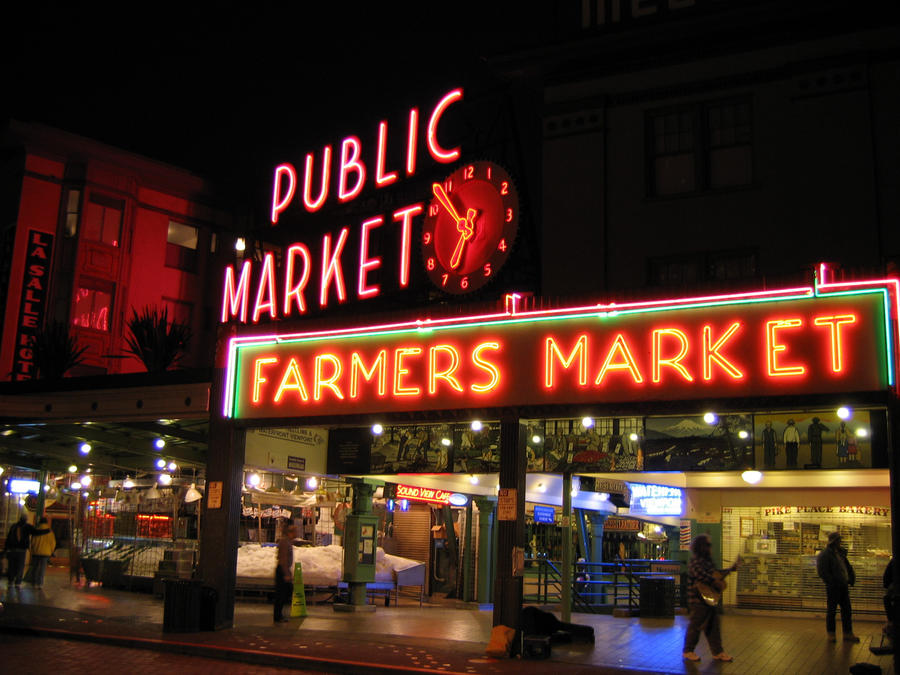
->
xmin=0 ymin=568 xmax=893 ymax=674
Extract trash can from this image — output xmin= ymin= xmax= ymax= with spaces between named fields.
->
xmin=163 ymin=578 xmax=202 ymax=632
xmin=639 ymin=576 xmax=675 ymax=617
xmin=199 ymin=585 xmax=218 ymax=631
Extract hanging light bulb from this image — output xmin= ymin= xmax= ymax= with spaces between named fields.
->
xmin=123 ymin=477 xmax=135 ymax=489
xmin=184 ymin=483 xmax=203 ymax=503
xmin=79 ymin=442 xmax=91 ymax=455
xmin=145 ymin=483 xmax=160 ymax=500
xmin=306 ymin=476 xmax=318 ymax=490
xmin=248 ymin=473 xmax=261 ymax=487
xmin=471 ymin=420 xmax=483 ymax=431
xmin=158 ymin=473 xmax=172 ymax=486
xmin=372 ymin=423 xmax=384 ymax=435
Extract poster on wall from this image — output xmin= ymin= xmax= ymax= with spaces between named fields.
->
xmin=541 ymin=418 xmax=643 ymax=473
xmin=753 ymin=411 xmax=872 ymax=470
xmin=368 ymin=423 xmax=464 ymax=473
xmin=326 ymin=428 xmax=372 ymax=474
xmin=643 ymin=414 xmax=753 ymax=471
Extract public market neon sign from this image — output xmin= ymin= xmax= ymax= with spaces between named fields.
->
xmin=221 ymin=89 xmax=464 ymax=322
xmin=224 ymin=277 xmax=897 ymax=419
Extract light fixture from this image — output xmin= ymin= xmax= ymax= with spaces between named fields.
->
xmin=856 ymin=428 xmax=869 ymax=438
xmin=156 ymin=458 xmax=166 ymax=469
xmin=703 ymin=412 xmax=717 ymax=425
xmin=742 ymin=470 xmax=763 ymax=485
xmin=571 ymin=476 xmax=580 ymax=497
xmin=837 ymin=406 xmax=852 ymax=420
xmin=235 ymin=237 xmax=246 ymax=252
xmin=738 ymin=430 xmax=749 ymax=440
xmin=70 ymin=481 xmax=82 ymax=490
xmin=629 ymin=432 xmax=639 ymax=442
xmin=637 ymin=532 xmax=647 ymax=539
xmin=248 ymin=472 xmax=261 ymax=487
xmin=184 ymin=483 xmax=203 ymax=503
xmin=168 ymin=461 xmax=177 ymax=472
xmin=79 ymin=442 xmax=91 ymax=455
xmin=80 ymin=475 xmax=91 ymax=486
xmin=68 ymin=465 xmax=77 ymax=473
xmin=471 ymin=420 xmax=482 ymax=431
xmin=123 ymin=477 xmax=135 ymax=489
xmin=441 ymin=437 xmax=451 ymax=447
xmin=582 ymin=417 xmax=594 ymax=428
xmin=372 ymin=423 xmax=384 ymax=435
xmin=469 ymin=474 xmax=479 ymax=485
xmin=531 ymin=435 xmax=542 ymax=444
xmin=597 ymin=492 xmax=609 ymax=501
xmin=155 ymin=438 xmax=166 ymax=450
xmin=145 ymin=484 xmax=161 ymax=500
xmin=306 ymin=476 xmax=319 ymax=490
xmin=158 ymin=473 xmax=172 ymax=486
xmin=536 ymin=482 xmax=546 ymax=493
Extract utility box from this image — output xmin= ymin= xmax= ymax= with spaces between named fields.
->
xmin=342 ymin=514 xmax=377 ymax=583
xmin=639 ymin=576 xmax=675 ymax=617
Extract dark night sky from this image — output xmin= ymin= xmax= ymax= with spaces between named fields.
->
xmin=4 ymin=4 xmax=557 ymax=209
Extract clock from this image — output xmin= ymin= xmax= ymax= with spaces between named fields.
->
xmin=422 ymin=160 xmax=519 ymax=294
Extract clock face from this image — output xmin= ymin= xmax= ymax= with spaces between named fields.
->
xmin=422 ymin=161 xmax=519 ymax=294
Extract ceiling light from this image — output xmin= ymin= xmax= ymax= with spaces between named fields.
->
xmin=837 ymin=406 xmax=851 ymax=420
xmin=123 ymin=477 xmax=135 ymax=489
xmin=629 ymin=432 xmax=639 ymax=442
xmin=469 ymin=475 xmax=479 ymax=485
xmin=372 ymin=423 xmax=383 ymax=435
xmin=168 ymin=462 xmax=177 ymax=472
xmin=856 ymin=428 xmax=869 ymax=438
xmin=306 ymin=476 xmax=318 ymax=490
xmin=536 ymin=482 xmax=546 ymax=492
xmin=441 ymin=437 xmax=451 ymax=446
xmin=248 ymin=473 xmax=261 ymax=487
xmin=80 ymin=475 xmax=91 ymax=486
xmin=235 ymin=237 xmax=246 ymax=252
xmin=154 ymin=438 xmax=166 ymax=450
xmin=582 ymin=417 xmax=594 ymax=428
xmin=68 ymin=465 xmax=77 ymax=473
xmin=79 ymin=443 xmax=91 ymax=455
xmin=738 ymin=430 xmax=749 ymax=439
xmin=156 ymin=458 xmax=166 ymax=469
xmin=158 ymin=473 xmax=172 ymax=486
xmin=703 ymin=412 xmax=717 ymax=425
xmin=471 ymin=420 xmax=483 ymax=431
xmin=531 ymin=435 xmax=542 ymax=444
xmin=184 ymin=483 xmax=202 ymax=503
xmin=70 ymin=481 xmax=82 ymax=490
xmin=742 ymin=470 xmax=763 ymax=484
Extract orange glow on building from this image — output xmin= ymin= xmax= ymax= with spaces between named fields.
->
xmin=702 ymin=322 xmax=744 ymax=380
xmin=813 ymin=314 xmax=857 ymax=372
xmin=428 ymin=345 xmax=464 ymax=394
xmin=393 ymin=347 xmax=423 ymax=396
xmin=596 ymin=334 xmax=644 ymax=385
xmin=350 ymin=350 xmax=387 ymax=398
xmin=766 ymin=319 xmax=806 ymax=376
xmin=274 ymin=358 xmax=309 ymax=403
xmin=545 ymin=335 xmax=588 ymax=388
xmin=470 ymin=341 xmax=502 ymax=393
xmin=652 ymin=328 xmax=693 ymax=383
xmin=314 ymin=354 xmax=345 ymax=401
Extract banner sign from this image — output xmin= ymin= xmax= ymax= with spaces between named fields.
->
xmin=14 ymin=230 xmax=54 ymax=380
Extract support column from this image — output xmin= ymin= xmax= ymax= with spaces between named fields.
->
xmin=36 ymin=467 xmax=48 ymax=517
xmin=343 ymin=481 xmax=376 ymax=609
xmin=561 ymin=472 xmax=573 ymax=622
xmin=588 ymin=512 xmax=607 ymax=608
xmin=463 ymin=500 xmax=474 ymax=602
xmin=197 ymin=369 xmax=245 ymax=628
xmin=492 ymin=418 xmax=526 ymax=629
xmin=474 ymin=496 xmax=495 ymax=605
xmin=886 ymin=399 xmax=900 ymax=674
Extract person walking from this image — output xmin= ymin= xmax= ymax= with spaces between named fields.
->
xmin=274 ymin=524 xmax=298 ymax=623
xmin=816 ymin=531 xmax=860 ymax=642
xmin=5 ymin=514 xmax=51 ymax=587
xmin=683 ymin=533 xmax=739 ymax=663
xmin=29 ymin=516 xmax=56 ymax=588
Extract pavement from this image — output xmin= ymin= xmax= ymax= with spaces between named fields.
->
xmin=0 ymin=568 xmax=894 ymax=674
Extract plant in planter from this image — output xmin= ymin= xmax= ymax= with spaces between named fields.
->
xmin=31 ymin=320 xmax=89 ymax=380
xmin=124 ymin=306 xmax=192 ymax=373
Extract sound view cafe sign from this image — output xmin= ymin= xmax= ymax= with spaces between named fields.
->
xmin=222 ymin=280 xmax=896 ymax=418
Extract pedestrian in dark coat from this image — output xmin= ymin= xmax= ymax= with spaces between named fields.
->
xmin=816 ymin=531 xmax=859 ymax=642
xmin=5 ymin=514 xmax=51 ymax=587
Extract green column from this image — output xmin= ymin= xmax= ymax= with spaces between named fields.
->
xmin=561 ymin=472 xmax=572 ymax=622
xmin=348 ymin=481 xmax=375 ymax=607
xmin=588 ymin=512 xmax=607 ymax=607
xmin=474 ymin=496 xmax=495 ymax=605
xmin=463 ymin=500 xmax=474 ymax=602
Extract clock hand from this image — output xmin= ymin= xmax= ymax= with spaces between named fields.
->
xmin=432 ymin=183 xmax=463 ymax=223
xmin=449 ymin=208 xmax=479 ymax=270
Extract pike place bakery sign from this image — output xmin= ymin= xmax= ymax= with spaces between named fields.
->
xmin=223 ymin=284 xmax=894 ymax=418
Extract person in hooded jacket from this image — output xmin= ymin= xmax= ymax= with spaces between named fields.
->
xmin=816 ymin=531 xmax=860 ymax=642
xmin=28 ymin=516 xmax=56 ymax=588
xmin=5 ymin=514 xmax=51 ymax=587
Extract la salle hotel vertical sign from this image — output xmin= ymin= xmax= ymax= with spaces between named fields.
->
xmin=14 ymin=230 xmax=53 ymax=380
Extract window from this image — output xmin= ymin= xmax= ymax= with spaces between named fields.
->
xmin=64 ymin=189 xmax=81 ymax=238
xmin=83 ymin=194 xmax=123 ymax=246
xmin=647 ymin=97 xmax=753 ymax=197
xmin=73 ymin=282 xmax=113 ymax=331
xmin=649 ymin=249 xmax=757 ymax=287
xmin=166 ymin=221 xmax=199 ymax=272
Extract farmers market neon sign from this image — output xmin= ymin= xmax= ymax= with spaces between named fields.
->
xmin=223 ymin=277 xmax=897 ymax=419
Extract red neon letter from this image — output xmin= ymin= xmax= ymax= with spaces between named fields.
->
xmin=275 ymin=358 xmax=310 ymax=402
xmin=393 ymin=347 xmax=422 ymax=396
xmin=471 ymin=341 xmax=501 ymax=393
xmin=703 ymin=322 xmax=744 ymax=380
xmin=427 ymin=88 xmax=462 ymax=163
xmin=221 ymin=260 xmax=252 ymax=323
xmin=766 ymin=319 xmax=805 ymax=376
xmin=252 ymin=357 xmax=277 ymax=403
xmin=320 ymin=228 xmax=349 ymax=308
xmin=303 ymin=146 xmax=331 ymax=212
xmin=545 ymin=335 xmax=588 ymax=389
xmin=813 ymin=314 xmax=857 ymax=372
xmin=406 ymin=107 xmax=419 ymax=176
xmin=428 ymin=345 xmax=463 ymax=394
xmin=271 ymin=163 xmax=296 ymax=224
xmin=652 ymin=328 xmax=693 ymax=383
xmin=350 ymin=350 xmax=387 ymax=398
xmin=314 ymin=354 xmax=345 ymax=401
xmin=283 ymin=244 xmax=311 ymax=316
xmin=358 ymin=216 xmax=383 ymax=299
xmin=252 ymin=252 xmax=277 ymax=323
xmin=393 ymin=203 xmax=422 ymax=288
xmin=375 ymin=121 xmax=398 ymax=187
xmin=595 ymin=334 xmax=644 ymax=385
xmin=338 ymin=136 xmax=366 ymax=202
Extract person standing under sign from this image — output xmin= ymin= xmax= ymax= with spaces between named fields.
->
xmin=274 ymin=524 xmax=297 ymax=623
xmin=783 ymin=419 xmax=800 ymax=468
xmin=816 ymin=531 xmax=860 ymax=642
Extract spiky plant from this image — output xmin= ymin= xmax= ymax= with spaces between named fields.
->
xmin=31 ymin=321 xmax=88 ymax=380
xmin=124 ymin=306 xmax=192 ymax=373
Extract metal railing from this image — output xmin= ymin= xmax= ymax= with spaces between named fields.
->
xmin=523 ymin=558 xmax=683 ymax=614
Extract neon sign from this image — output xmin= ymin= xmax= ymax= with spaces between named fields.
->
xmin=225 ymin=284 xmax=892 ymax=419
xmin=628 ymin=483 xmax=684 ymax=516
xmin=396 ymin=484 xmax=452 ymax=505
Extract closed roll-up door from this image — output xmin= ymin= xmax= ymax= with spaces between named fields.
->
xmin=392 ymin=503 xmax=432 ymax=597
